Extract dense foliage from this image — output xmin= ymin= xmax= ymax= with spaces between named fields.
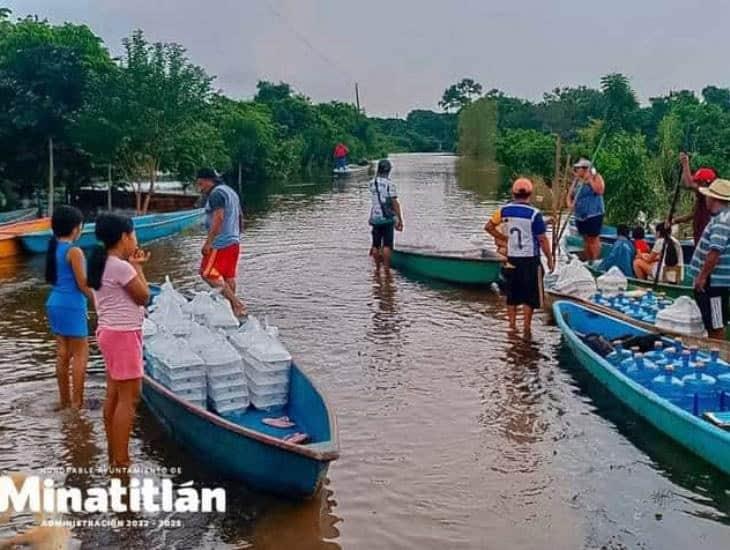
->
xmin=451 ymin=73 xmax=730 ymax=225
xmin=0 ymin=11 xmax=441 ymax=211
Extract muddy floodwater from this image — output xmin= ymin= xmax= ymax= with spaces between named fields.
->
xmin=0 ymin=153 xmax=728 ymax=549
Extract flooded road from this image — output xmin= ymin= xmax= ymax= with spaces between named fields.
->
xmin=0 ymin=153 xmax=728 ymax=549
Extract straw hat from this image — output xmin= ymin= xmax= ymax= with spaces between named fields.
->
xmin=699 ymin=178 xmax=730 ymax=201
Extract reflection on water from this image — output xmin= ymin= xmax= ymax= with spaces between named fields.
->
xmin=0 ymin=154 xmax=728 ymax=548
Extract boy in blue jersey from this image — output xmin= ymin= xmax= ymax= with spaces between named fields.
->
xmin=688 ymin=178 xmax=730 ymax=339
xmin=485 ymin=178 xmax=554 ymax=335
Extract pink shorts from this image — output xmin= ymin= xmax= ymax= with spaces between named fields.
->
xmin=97 ymin=328 xmax=143 ymax=381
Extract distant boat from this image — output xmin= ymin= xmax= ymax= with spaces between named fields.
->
xmin=332 ymin=164 xmax=371 ymax=178
xmin=0 ymin=217 xmax=51 ymax=259
xmin=19 ymin=209 xmax=204 ymax=254
xmin=566 ymin=221 xmax=695 ymax=263
xmin=391 ymin=245 xmax=504 ymax=285
xmin=0 ymin=207 xmax=37 ymax=225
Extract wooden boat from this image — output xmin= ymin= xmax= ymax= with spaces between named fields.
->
xmin=585 ymin=260 xmax=692 ymax=300
xmin=0 ymin=207 xmax=36 ymax=225
xmin=544 ymin=288 xmax=730 ymax=359
xmin=142 ymin=284 xmax=339 ymax=497
xmin=553 ymin=300 xmax=730 ymax=475
xmin=391 ymin=244 xmax=505 ymax=285
xmin=142 ymin=362 xmax=339 ymax=498
xmin=566 ymin=221 xmax=695 ymax=263
xmin=20 ymin=209 xmax=204 ymax=254
xmin=0 ymin=218 xmax=51 ymax=259
xmin=332 ymin=163 xmax=371 ymax=178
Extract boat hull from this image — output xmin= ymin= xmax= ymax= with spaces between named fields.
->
xmin=333 ymin=164 xmax=371 ymax=178
xmin=141 ymin=362 xmax=338 ymax=498
xmin=567 ymin=225 xmax=694 ymax=263
xmin=391 ymin=248 xmax=503 ymax=285
xmin=20 ymin=209 xmax=204 ymax=254
xmin=0 ymin=207 xmax=36 ymax=225
xmin=0 ymin=218 xmax=51 ymax=259
xmin=554 ymin=300 xmax=730 ymax=475
xmin=585 ymin=262 xmax=692 ymax=300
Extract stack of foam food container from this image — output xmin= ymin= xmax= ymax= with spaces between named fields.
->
xmin=144 ymin=329 xmax=207 ymax=408
xmin=188 ymin=323 xmax=249 ymax=414
xmin=229 ymin=316 xmax=292 ymax=411
xmin=206 ymin=295 xmax=240 ymax=335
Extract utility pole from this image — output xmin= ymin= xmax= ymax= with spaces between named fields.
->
xmin=355 ymin=82 xmax=361 ymax=113
xmin=107 ymin=163 xmax=113 ymax=210
xmin=48 ymin=136 xmax=54 ymax=217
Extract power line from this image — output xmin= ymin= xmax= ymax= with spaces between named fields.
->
xmin=258 ymin=0 xmax=357 ymax=85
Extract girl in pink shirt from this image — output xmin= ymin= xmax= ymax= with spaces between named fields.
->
xmin=87 ymin=214 xmax=150 ymax=472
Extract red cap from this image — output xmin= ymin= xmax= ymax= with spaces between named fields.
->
xmin=512 ymin=178 xmax=533 ymax=195
xmin=693 ymin=168 xmax=717 ymax=184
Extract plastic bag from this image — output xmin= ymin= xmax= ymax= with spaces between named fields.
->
xmin=597 ymin=266 xmax=628 ymax=296
xmin=229 ymin=315 xmax=267 ymax=352
xmin=142 ymin=318 xmax=158 ymax=338
xmin=552 ymin=258 xmax=597 ymax=299
xmin=149 ymin=299 xmax=193 ymax=336
xmin=655 ymin=296 xmax=708 ymax=337
xmin=160 ymin=275 xmax=188 ymax=306
xmin=190 ymin=292 xmax=217 ymax=324
xmin=208 ymin=296 xmax=239 ymax=331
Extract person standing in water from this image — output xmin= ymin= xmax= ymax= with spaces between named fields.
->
xmin=334 ymin=142 xmax=349 ymax=171
xmin=368 ymin=159 xmax=404 ymax=269
xmin=485 ymin=178 xmax=553 ymax=335
xmin=567 ymin=158 xmax=605 ymax=260
xmin=87 ymin=214 xmax=150 ymax=471
xmin=45 ymin=205 xmax=92 ymax=409
xmin=197 ymin=168 xmax=247 ymax=317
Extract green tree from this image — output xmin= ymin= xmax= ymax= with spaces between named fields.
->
xmin=439 ymin=78 xmax=483 ymax=112
xmin=496 ymin=129 xmax=555 ymax=179
xmin=601 ymin=73 xmax=639 ymax=134
xmin=457 ymin=97 xmax=497 ymax=159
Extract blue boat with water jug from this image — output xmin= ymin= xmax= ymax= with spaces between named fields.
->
xmin=140 ymin=285 xmax=340 ymax=498
xmin=554 ymin=300 xmax=730 ymax=475
xmin=19 ymin=208 xmax=205 ymax=254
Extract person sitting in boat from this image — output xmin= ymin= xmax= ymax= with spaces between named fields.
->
xmin=334 ymin=143 xmax=349 ymax=172
xmin=633 ymin=222 xmax=684 ymax=283
xmin=567 ymin=158 xmax=605 ymax=261
xmin=485 ymin=178 xmax=553 ymax=335
xmin=598 ymin=224 xmax=635 ymax=277
xmin=688 ymin=178 xmax=730 ymax=340
xmin=632 ymin=226 xmax=650 ymax=254
xmin=673 ymin=152 xmax=717 ymax=245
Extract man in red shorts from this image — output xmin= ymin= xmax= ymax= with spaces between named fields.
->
xmin=197 ymin=168 xmax=246 ymax=316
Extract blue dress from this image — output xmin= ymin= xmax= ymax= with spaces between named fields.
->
xmin=46 ymin=241 xmax=88 ymax=338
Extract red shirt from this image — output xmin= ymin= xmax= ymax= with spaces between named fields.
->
xmin=334 ymin=144 xmax=348 ymax=158
xmin=634 ymin=239 xmax=650 ymax=254
xmin=693 ymin=189 xmax=711 ymax=245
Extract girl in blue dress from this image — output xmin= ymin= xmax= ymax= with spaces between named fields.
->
xmin=45 ymin=206 xmax=92 ymax=409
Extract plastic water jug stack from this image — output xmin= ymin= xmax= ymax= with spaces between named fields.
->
xmin=705 ymin=348 xmax=729 ymax=377
xmin=681 ymin=360 xmax=718 ymax=416
xmin=625 ymin=353 xmax=659 ymax=385
xmin=607 ymin=341 xmax=632 ymax=366
xmin=650 ymin=365 xmax=686 ymax=406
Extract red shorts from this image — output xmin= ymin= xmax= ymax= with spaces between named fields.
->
xmin=200 ymin=243 xmax=240 ymax=281
xmin=97 ymin=328 xmax=143 ymax=381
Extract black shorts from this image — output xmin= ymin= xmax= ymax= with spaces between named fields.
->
xmin=503 ymin=256 xmax=543 ymax=309
xmin=371 ymin=223 xmax=395 ymax=249
xmin=694 ymin=286 xmax=730 ymax=331
xmin=575 ymin=215 xmax=604 ymax=237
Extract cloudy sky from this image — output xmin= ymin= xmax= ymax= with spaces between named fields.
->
xmin=6 ymin=0 xmax=730 ymax=116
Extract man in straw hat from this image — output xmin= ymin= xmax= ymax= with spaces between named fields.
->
xmin=485 ymin=178 xmax=553 ymax=336
xmin=688 ymin=178 xmax=730 ymax=339
xmin=566 ymin=158 xmax=605 ymax=260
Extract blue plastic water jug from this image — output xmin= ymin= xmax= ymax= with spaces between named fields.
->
xmin=682 ymin=361 xmax=718 ymax=415
xmin=650 ymin=365 xmax=686 ymax=406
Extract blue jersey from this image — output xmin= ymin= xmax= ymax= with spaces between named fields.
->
xmin=489 ymin=202 xmax=546 ymax=258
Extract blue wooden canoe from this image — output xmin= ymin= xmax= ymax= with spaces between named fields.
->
xmin=566 ymin=221 xmax=695 ymax=263
xmin=19 ymin=208 xmax=204 ymax=254
xmin=142 ymin=362 xmax=339 ymax=498
xmin=142 ymin=284 xmax=339 ymax=498
xmin=554 ymin=300 xmax=730 ymax=475
xmin=0 ymin=207 xmax=36 ymax=225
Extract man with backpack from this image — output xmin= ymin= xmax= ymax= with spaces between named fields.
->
xmin=368 ymin=159 xmax=403 ymax=269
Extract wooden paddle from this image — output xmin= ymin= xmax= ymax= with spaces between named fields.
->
xmin=652 ymin=161 xmax=683 ymax=287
